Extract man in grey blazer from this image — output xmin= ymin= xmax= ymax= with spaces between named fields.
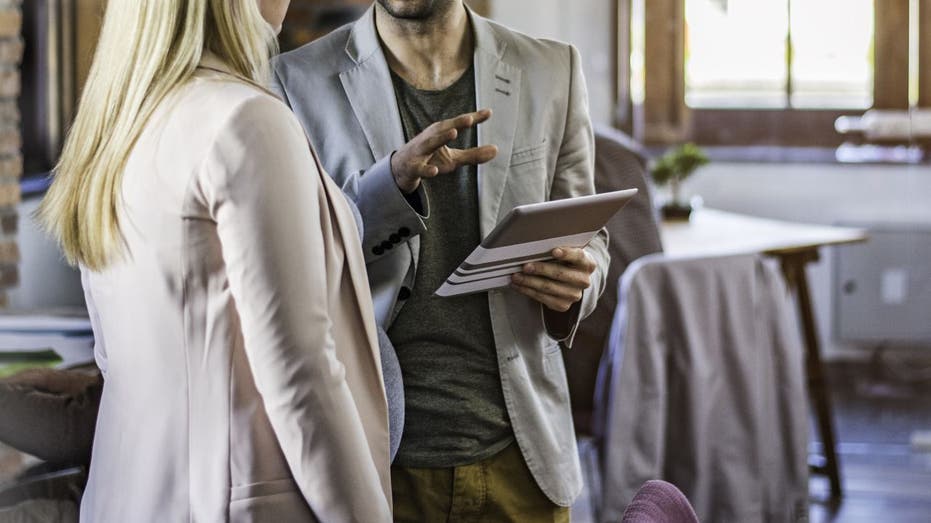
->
xmin=272 ymin=0 xmax=608 ymax=518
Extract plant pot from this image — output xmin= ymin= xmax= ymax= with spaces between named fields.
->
xmin=661 ymin=202 xmax=693 ymax=221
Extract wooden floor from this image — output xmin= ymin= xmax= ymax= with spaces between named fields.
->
xmin=809 ymin=355 xmax=931 ymax=523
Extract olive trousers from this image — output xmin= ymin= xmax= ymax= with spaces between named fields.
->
xmin=391 ymin=443 xmax=570 ymax=523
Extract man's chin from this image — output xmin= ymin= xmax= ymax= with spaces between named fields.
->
xmin=377 ymin=0 xmax=437 ymax=21
xmin=386 ymin=11 xmax=432 ymax=21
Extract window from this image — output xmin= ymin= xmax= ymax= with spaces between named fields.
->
xmin=685 ymin=0 xmax=874 ymax=110
xmin=624 ymin=0 xmax=921 ymax=148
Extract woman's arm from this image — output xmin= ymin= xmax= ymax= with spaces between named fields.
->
xmin=202 ymin=93 xmax=390 ymax=522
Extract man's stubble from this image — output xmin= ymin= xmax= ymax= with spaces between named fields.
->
xmin=376 ymin=0 xmax=458 ymax=22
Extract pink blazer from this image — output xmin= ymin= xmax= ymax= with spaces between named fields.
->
xmin=79 ymin=56 xmax=391 ymax=522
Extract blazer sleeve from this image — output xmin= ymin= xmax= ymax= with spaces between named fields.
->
xmin=546 ymin=44 xmax=609 ymax=346
xmin=200 ymin=94 xmax=391 ymax=522
xmin=270 ymin=63 xmax=428 ymax=264
xmin=352 ymin=156 xmax=429 ymax=263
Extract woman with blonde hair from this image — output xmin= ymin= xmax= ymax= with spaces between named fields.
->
xmin=37 ymin=0 xmax=391 ymax=520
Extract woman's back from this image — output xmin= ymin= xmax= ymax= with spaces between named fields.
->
xmin=80 ymin=62 xmax=391 ymax=522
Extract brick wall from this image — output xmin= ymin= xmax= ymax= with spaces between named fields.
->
xmin=0 ymin=0 xmax=20 ymax=308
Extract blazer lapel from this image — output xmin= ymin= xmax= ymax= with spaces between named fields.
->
xmin=472 ymin=13 xmax=522 ymax=237
xmin=339 ymin=7 xmax=406 ymax=162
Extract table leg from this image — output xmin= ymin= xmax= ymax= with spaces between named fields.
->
xmin=779 ymin=250 xmax=843 ymax=500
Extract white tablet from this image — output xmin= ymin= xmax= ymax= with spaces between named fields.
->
xmin=436 ymin=188 xmax=638 ymax=297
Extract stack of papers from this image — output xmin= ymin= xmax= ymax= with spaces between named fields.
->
xmin=0 ymin=313 xmax=92 ymax=335
xmin=0 ymin=311 xmax=95 ymax=372
xmin=0 ymin=349 xmax=63 ymax=379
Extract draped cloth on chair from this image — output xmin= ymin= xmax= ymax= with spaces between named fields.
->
xmin=595 ymin=253 xmax=809 ymax=523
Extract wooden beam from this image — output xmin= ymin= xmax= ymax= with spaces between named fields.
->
xmin=614 ymin=0 xmax=634 ymax=133
xmin=641 ymin=0 xmax=687 ymax=144
xmin=919 ymin=0 xmax=931 ymax=107
xmin=75 ymin=0 xmax=105 ymax=93
xmin=466 ymin=0 xmax=491 ymax=18
xmin=874 ymin=0 xmax=910 ymax=109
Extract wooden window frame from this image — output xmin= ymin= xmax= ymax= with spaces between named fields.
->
xmin=621 ymin=0 xmax=918 ymax=147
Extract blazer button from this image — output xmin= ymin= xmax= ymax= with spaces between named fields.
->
xmin=398 ymin=287 xmax=411 ymax=300
xmin=381 ymin=241 xmax=393 ymax=251
xmin=398 ymin=227 xmax=411 ymax=237
xmin=389 ymin=233 xmax=401 ymax=244
xmin=372 ymin=245 xmax=385 ymax=256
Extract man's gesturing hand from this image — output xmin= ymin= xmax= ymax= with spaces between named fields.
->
xmin=511 ymin=247 xmax=597 ymax=312
xmin=391 ymin=109 xmax=499 ymax=193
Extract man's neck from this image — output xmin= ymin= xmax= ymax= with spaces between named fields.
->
xmin=375 ymin=1 xmax=474 ymax=91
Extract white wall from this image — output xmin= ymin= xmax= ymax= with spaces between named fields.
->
xmin=680 ymin=162 xmax=931 ymax=359
xmin=489 ymin=0 xmax=616 ymax=126
xmin=8 ymin=196 xmax=84 ymax=309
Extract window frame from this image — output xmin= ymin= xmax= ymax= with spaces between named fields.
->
xmin=621 ymin=0 xmax=919 ymax=147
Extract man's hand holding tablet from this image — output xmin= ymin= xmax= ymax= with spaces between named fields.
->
xmin=434 ymin=189 xmax=638 ymax=298
xmin=511 ymin=247 xmax=597 ymax=312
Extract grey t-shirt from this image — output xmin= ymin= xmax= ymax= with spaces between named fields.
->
xmin=387 ymin=65 xmax=513 ymax=467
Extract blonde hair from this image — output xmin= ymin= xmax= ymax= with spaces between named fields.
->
xmin=37 ymin=0 xmax=278 ymax=270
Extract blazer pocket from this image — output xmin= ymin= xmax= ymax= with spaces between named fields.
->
xmin=230 ymin=478 xmax=297 ymax=502
xmin=509 ymin=140 xmax=548 ymax=167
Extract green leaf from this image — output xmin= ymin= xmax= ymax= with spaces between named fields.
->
xmin=650 ymin=143 xmax=709 ymax=186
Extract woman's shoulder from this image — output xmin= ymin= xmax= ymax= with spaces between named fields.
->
xmin=168 ymin=76 xmax=310 ymax=174
xmin=184 ymin=76 xmax=313 ymax=188
xmin=186 ymin=76 xmax=297 ymax=133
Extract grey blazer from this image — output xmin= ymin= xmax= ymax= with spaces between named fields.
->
xmin=271 ymin=7 xmax=608 ymax=506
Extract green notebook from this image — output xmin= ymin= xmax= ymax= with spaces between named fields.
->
xmin=0 ymin=349 xmax=63 ymax=378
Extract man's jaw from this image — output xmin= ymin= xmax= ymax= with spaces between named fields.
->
xmin=376 ymin=0 xmax=437 ymax=21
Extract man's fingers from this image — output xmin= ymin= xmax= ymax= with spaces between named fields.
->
xmin=553 ymin=247 xmax=596 ymax=272
xmin=469 ymin=108 xmax=493 ymax=126
xmin=511 ymin=283 xmax=574 ymax=312
xmin=511 ymin=273 xmax=584 ymax=302
xmin=411 ymin=108 xmax=495 ymax=163
xmin=412 ymin=163 xmax=441 ymax=178
xmin=444 ymin=109 xmax=492 ymax=132
xmin=395 ymin=109 xmax=493 ymax=188
xmin=417 ymin=127 xmax=459 ymax=155
xmin=428 ymin=109 xmax=493 ymax=137
xmin=522 ymin=261 xmax=591 ymax=289
xmin=448 ymin=145 xmax=499 ymax=167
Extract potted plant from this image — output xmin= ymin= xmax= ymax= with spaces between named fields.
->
xmin=651 ymin=143 xmax=709 ymax=220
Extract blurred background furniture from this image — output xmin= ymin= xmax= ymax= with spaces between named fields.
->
xmin=595 ymin=253 xmax=810 ymax=522
xmin=567 ymin=127 xmax=663 ymax=523
xmin=0 ymin=367 xmax=99 ymax=466
xmin=0 ymin=467 xmax=84 ymax=522
xmin=565 ymin=126 xmax=663 ymax=436
xmin=661 ymin=209 xmax=868 ymax=501
xmin=621 ymin=480 xmax=700 ymax=523
xmin=0 ymin=366 xmax=95 ymax=521
xmin=0 ymin=313 xmax=97 ymax=517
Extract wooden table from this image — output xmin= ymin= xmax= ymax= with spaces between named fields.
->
xmin=661 ymin=208 xmax=869 ymax=501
